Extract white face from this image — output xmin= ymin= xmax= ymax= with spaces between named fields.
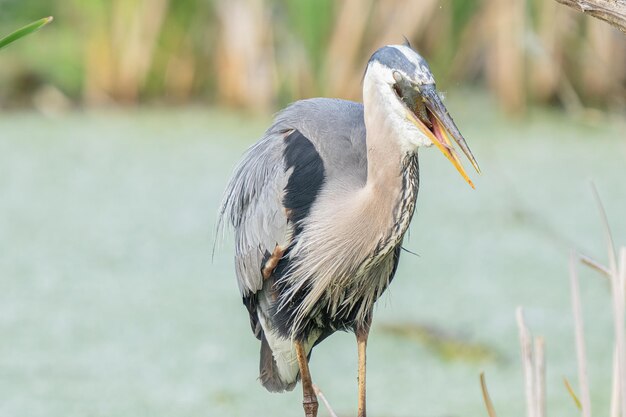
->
xmin=363 ymin=46 xmax=437 ymax=153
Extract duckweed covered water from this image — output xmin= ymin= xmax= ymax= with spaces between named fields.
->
xmin=0 ymin=95 xmax=625 ymax=417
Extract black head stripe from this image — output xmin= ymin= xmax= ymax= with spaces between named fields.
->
xmin=368 ymin=45 xmax=434 ymax=85
xmin=368 ymin=46 xmax=417 ymax=75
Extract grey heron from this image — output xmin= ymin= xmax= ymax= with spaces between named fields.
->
xmin=218 ymin=43 xmax=480 ymax=417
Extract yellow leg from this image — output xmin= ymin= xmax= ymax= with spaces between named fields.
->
xmin=357 ymin=328 xmax=369 ymax=417
xmin=295 ymin=340 xmax=318 ymax=417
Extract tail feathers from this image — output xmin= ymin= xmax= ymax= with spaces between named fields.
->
xmin=259 ymin=333 xmax=297 ymax=392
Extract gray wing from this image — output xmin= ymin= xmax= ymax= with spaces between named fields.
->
xmin=218 ymin=132 xmax=288 ymax=296
xmin=218 ymin=98 xmax=367 ymax=298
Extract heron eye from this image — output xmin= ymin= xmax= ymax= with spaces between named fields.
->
xmin=392 ymin=71 xmax=403 ymax=83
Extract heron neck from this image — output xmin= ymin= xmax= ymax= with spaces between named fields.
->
xmin=361 ymin=86 xmax=420 ymax=247
xmin=363 ymin=84 xmax=418 ymax=190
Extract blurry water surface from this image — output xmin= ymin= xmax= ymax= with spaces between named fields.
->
xmin=0 ymin=94 xmax=625 ymax=417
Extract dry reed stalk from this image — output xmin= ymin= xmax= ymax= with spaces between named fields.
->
xmin=611 ymin=345 xmax=620 ymax=417
xmin=515 ymin=308 xmax=547 ymax=417
xmin=517 ymin=307 xmax=537 ymax=417
xmin=557 ymin=76 xmax=587 ymax=116
xmin=579 ymin=253 xmax=612 ymax=279
xmin=591 ymin=183 xmax=618 ymax=272
xmin=422 ymin=3 xmax=453 ymax=60
xmin=592 ymin=184 xmax=624 ymax=417
xmin=83 ymin=0 xmax=170 ymax=104
xmin=449 ymin=12 xmax=489 ymax=82
xmin=163 ymin=28 xmax=198 ymax=102
xmin=312 ymin=384 xmax=338 ymax=417
xmin=527 ymin=0 xmax=587 ymax=114
xmin=529 ymin=0 xmax=566 ymax=102
xmin=280 ymin=44 xmax=317 ymax=101
xmin=619 ymin=246 xmax=626 ymax=284
xmin=84 ymin=27 xmax=115 ymax=105
xmin=581 ymin=18 xmax=626 ymax=104
xmin=612 ymin=247 xmax=626 ymax=417
xmin=534 ymin=336 xmax=546 ymax=417
xmin=480 ymin=373 xmax=499 ymax=417
xmin=164 ymin=51 xmax=196 ymax=102
xmin=214 ymin=0 xmax=276 ymax=111
xmin=620 ymin=252 xmax=626 ymax=383
xmin=484 ymin=0 xmax=526 ymax=114
xmin=115 ymin=0 xmax=169 ymax=101
xmin=521 ymin=2 xmax=582 ymax=115
xmin=370 ymin=0 xmax=439 ymax=49
xmin=325 ymin=0 xmax=374 ymax=99
xmin=570 ymin=252 xmax=592 ymax=417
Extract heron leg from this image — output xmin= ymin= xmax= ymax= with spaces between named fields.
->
xmin=295 ymin=340 xmax=318 ymax=417
xmin=357 ymin=326 xmax=370 ymax=417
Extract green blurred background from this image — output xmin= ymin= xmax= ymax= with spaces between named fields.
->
xmin=1 ymin=1 xmax=626 ymax=417
xmin=1 ymin=0 xmax=625 ymax=113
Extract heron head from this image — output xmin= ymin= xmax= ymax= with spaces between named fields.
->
xmin=365 ymin=44 xmax=480 ymax=188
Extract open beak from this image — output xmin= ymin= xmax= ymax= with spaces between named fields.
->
xmin=405 ymin=85 xmax=480 ymax=188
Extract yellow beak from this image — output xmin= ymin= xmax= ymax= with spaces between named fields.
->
xmin=406 ymin=109 xmax=475 ymax=189
xmin=402 ymin=85 xmax=480 ymax=189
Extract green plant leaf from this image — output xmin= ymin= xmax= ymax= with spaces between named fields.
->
xmin=0 ymin=16 xmax=53 ymax=51
xmin=563 ymin=377 xmax=583 ymax=410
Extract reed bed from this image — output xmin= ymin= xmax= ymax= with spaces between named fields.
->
xmin=0 ymin=0 xmax=624 ymax=113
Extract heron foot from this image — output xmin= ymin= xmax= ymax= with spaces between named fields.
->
xmin=302 ymin=393 xmax=318 ymax=417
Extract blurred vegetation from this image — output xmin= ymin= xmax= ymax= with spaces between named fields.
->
xmin=0 ymin=0 xmax=624 ymax=114
xmin=380 ymin=322 xmax=501 ymax=363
